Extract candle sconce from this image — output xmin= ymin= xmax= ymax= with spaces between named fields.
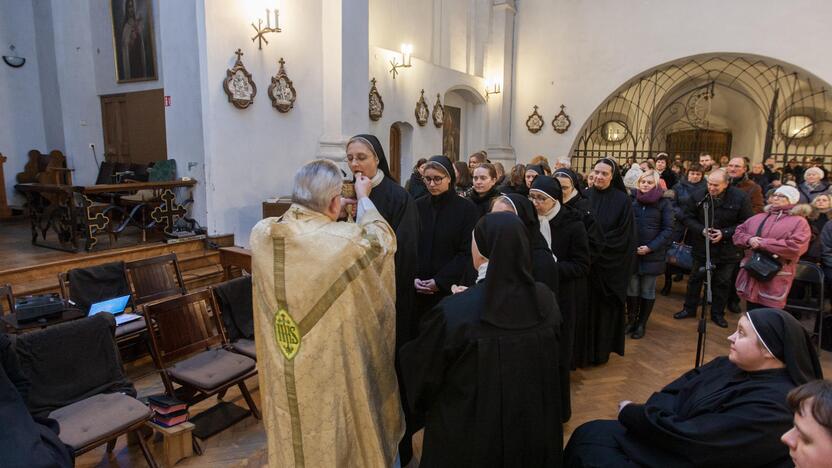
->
xmin=251 ymin=8 xmax=282 ymax=50
xmin=389 ymin=44 xmax=413 ymax=79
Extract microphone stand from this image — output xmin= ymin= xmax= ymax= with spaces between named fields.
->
xmin=694 ymin=193 xmax=714 ymax=368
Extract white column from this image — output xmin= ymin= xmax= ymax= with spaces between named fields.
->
xmin=485 ymin=0 xmax=515 ymax=164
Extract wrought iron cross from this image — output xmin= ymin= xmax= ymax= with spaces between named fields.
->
xmin=151 ymin=189 xmax=187 ymax=235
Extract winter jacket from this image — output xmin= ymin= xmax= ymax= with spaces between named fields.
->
xmin=632 ymin=195 xmax=675 ymax=276
xmin=406 ymin=172 xmax=428 ymax=200
xmin=682 ymin=186 xmax=754 ymax=264
xmin=798 ymin=181 xmax=830 ymax=204
xmin=802 ymin=211 xmax=830 ymax=264
xmin=733 ymin=204 xmax=812 ymax=308
xmin=731 ymin=176 xmax=765 ymax=214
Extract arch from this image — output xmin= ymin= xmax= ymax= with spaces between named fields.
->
xmin=444 ymin=84 xmax=487 ymax=104
xmin=391 ymin=121 xmax=414 ymax=184
xmin=568 ymin=53 xmax=832 ymax=173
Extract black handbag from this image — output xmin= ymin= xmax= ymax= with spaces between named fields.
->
xmin=666 ymin=232 xmax=693 ymax=271
xmin=742 ymin=214 xmax=782 ymax=281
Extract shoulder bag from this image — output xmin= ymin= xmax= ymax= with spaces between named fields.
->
xmin=742 ymin=214 xmax=782 ymax=281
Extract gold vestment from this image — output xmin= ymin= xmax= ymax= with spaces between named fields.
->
xmin=250 ymin=203 xmax=403 ymax=467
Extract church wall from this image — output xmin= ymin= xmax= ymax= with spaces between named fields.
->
xmin=199 ymin=0 xmax=325 ymax=243
xmin=0 ymin=0 xmax=48 ymax=206
xmin=511 ymin=0 xmax=832 ymax=167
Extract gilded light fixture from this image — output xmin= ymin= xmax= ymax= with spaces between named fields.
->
xmin=251 ymin=7 xmax=282 ymax=50
xmin=389 ymin=44 xmax=413 ymax=79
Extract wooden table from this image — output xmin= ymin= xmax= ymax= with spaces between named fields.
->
xmin=219 ymin=246 xmax=251 ymax=280
xmin=1 ymin=307 xmax=85 ymax=332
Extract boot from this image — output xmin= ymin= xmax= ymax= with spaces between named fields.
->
xmin=660 ymin=271 xmax=672 ymax=296
xmin=631 ymin=298 xmax=655 ymax=339
xmin=625 ymin=296 xmax=639 ymax=335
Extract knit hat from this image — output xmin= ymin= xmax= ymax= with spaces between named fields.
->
xmin=774 ymin=185 xmax=800 ymax=204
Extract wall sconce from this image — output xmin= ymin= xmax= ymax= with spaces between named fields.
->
xmin=485 ymin=77 xmax=501 ymax=100
xmin=251 ymin=7 xmax=282 ymax=50
xmin=389 ymin=44 xmax=413 ymax=79
xmin=2 ymin=44 xmax=25 ymax=68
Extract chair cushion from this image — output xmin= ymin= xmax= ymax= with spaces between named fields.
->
xmin=49 ymin=393 xmax=151 ymax=450
xmin=232 ymin=339 xmax=256 ymax=360
xmin=115 ymin=316 xmax=146 ymax=338
xmin=169 ymin=348 xmax=255 ymax=391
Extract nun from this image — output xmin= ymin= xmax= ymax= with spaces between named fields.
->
xmin=401 ymin=212 xmax=563 ymax=466
xmin=583 ymin=158 xmax=637 ymax=366
xmin=525 ymin=164 xmax=547 ymax=189
xmin=414 ymin=155 xmax=478 ymax=320
xmin=529 ymin=176 xmax=590 ymax=421
xmin=553 ymin=167 xmax=604 ymax=259
xmin=346 ymin=134 xmax=421 ymax=463
xmin=565 ymin=308 xmax=823 ymax=468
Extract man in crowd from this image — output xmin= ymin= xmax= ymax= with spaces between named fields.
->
xmin=250 ymin=159 xmax=403 ymax=466
xmin=727 ymin=157 xmax=764 ymax=214
xmin=749 ymin=162 xmax=771 ymax=194
xmin=674 ymin=169 xmax=753 ymax=328
xmin=699 ymin=154 xmax=716 ymax=176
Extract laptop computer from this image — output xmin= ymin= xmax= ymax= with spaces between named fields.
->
xmin=88 ymin=295 xmax=141 ymax=326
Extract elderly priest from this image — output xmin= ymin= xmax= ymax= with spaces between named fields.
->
xmin=250 ymin=159 xmax=404 ymax=467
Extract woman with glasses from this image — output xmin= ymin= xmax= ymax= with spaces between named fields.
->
xmin=467 ymin=163 xmax=501 ymax=218
xmin=529 ymin=176 xmax=590 ymax=421
xmin=414 ymin=156 xmax=478 ymax=322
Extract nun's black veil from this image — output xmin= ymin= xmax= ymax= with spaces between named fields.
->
xmin=594 ymin=157 xmax=627 ymax=193
xmin=473 ymin=213 xmax=543 ymax=329
xmin=428 ymin=155 xmax=457 ymax=188
xmin=553 ymin=168 xmax=583 ymax=197
xmin=746 ymin=308 xmax=823 ymax=385
xmin=531 ymin=176 xmax=563 ymax=203
xmin=348 ymin=134 xmax=391 ymax=178
xmin=500 ymin=193 xmax=551 ymax=253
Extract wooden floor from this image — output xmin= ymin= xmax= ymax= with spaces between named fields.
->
xmin=76 ymin=278 xmax=832 ymax=468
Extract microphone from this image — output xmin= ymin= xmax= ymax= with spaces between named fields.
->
xmin=696 ymin=192 xmax=712 ymax=208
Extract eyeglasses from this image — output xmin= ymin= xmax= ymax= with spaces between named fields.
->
xmin=424 ymin=176 xmax=447 ymax=185
xmin=528 ymin=194 xmax=550 ymax=203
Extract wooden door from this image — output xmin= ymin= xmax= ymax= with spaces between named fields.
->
xmin=100 ymin=89 xmax=168 ymax=165
xmin=388 ymin=124 xmax=401 ymax=183
xmin=666 ymin=130 xmax=732 ymax=162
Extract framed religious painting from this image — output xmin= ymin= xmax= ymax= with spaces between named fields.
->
xmin=526 ymin=105 xmax=544 ymax=134
xmin=223 ymin=49 xmax=256 ymax=109
xmin=415 ymin=89 xmax=429 ymax=126
xmin=369 ymin=78 xmax=384 ymax=121
xmin=268 ymin=57 xmax=296 ymax=113
xmin=432 ymin=93 xmax=444 ymax=128
xmin=442 ymin=106 xmax=461 ymax=161
xmin=552 ymin=104 xmax=572 ymax=134
xmin=110 ymin=0 xmax=158 ymax=83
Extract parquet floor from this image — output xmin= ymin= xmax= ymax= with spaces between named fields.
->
xmin=76 ymin=278 xmax=832 ymax=467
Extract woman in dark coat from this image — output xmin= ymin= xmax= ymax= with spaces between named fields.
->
xmin=626 ymin=170 xmax=674 ymax=339
xmin=583 ymin=158 xmax=637 ymax=366
xmin=414 ymin=155 xmax=478 ymax=320
xmin=529 ymin=176 xmax=590 ymax=421
xmin=346 ymin=134 xmax=421 ymax=463
xmin=498 ymin=163 xmax=529 ymax=196
xmin=405 ymin=157 xmax=428 ymax=200
xmin=466 ymin=162 xmax=501 ymax=219
xmin=402 ymin=213 xmax=563 ymax=467
xmin=565 ymin=308 xmax=823 ymax=468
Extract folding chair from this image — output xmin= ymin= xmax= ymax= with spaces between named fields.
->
xmin=125 ymin=253 xmax=187 ymax=306
xmin=784 ymin=261 xmax=826 ymax=352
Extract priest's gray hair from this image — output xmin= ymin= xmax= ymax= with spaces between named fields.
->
xmin=292 ymin=159 xmax=343 ymax=213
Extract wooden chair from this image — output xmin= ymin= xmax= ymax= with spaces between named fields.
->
xmin=210 ymin=276 xmax=256 ymax=360
xmin=58 ymin=262 xmax=146 ymax=344
xmin=125 ymin=253 xmax=187 ymax=306
xmin=144 ymin=290 xmax=260 ymax=425
xmin=785 ymin=261 xmax=827 ymax=352
xmin=0 ymin=283 xmax=14 ymax=316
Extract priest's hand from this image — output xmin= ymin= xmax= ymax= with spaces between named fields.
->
xmin=618 ymin=400 xmax=633 ymax=414
xmin=355 ymin=172 xmax=372 ymax=199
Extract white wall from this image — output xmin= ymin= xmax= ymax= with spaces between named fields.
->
xmin=0 ymin=0 xmax=47 ymax=206
xmin=511 ymin=0 xmax=832 ymax=166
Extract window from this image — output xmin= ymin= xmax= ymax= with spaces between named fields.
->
xmin=602 ymin=121 xmax=628 ymax=142
xmin=780 ymin=115 xmax=814 ymax=139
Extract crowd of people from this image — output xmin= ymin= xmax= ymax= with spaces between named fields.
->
xmin=249 ymin=141 xmax=831 ymax=467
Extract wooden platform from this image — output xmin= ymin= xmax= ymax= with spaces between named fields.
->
xmin=73 ymin=277 xmax=832 ymax=468
xmin=0 ymin=219 xmax=230 ymax=298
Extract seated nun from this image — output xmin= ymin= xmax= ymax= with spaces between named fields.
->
xmin=401 ymin=212 xmax=563 ymax=467
xmin=565 ymin=308 xmax=823 ymax=468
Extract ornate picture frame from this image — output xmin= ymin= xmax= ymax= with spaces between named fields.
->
xmin=552 ymin=104 xmax=572 ymax=134
xmin=432 ymin=93 xmax=445 ymax=128
xmin=369 ymin=78 xmax=384 ymax=121
xmin=223 ymin=49 xmax=256 ymax=109
xmin=526 ymin=105 xmax=544 ymax=134
xmin=415 ymin=89 xmax=429 ymax=126
xmin=110 ymin=0 xmax=158 ymax=83
xmin=268 ymin=57 xmax=296 ymax=113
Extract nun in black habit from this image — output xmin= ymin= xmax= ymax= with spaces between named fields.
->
xmin=529 ymin=177 xmax=590 ymax=421
xmin=582 ymin=158 xmax=637 ymax=366
xmin=565 ymin=308 xmax=823 ymax=468
xmin=401 ymin=212 xmax=563 ymax=467
xmin=346 ymin=135 xmax=421 ymax=463
xmin=413 ymin=155 xmax=478 ymax=319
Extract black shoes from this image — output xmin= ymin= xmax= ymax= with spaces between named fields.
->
xmin=727 ymin=300 xmax=741 ymax=314
xmin=631 ymin=298 xmax=655 ymax=340
xmin=673 ymin=309 xmax=694 ymax=319
xmin=659 ymin=282 xmax=672 ymax=296
xmin=711 ymin=315 xmax=728 ymax=328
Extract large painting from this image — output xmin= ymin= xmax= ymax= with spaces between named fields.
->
xmin=443 ymin=106 xmax=461 ymax=161
xmin=110 ymin=0 xmax=158 ymax=83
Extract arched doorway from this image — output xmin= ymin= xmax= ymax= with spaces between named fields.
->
xmin=389 ymin=122 xmax=414 ymax=185
xmin=569 ymin=54 xmax=832 ymax=173
xmin=443 ymin=86 xmax=487 ymax=162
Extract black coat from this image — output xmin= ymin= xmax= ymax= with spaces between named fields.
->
xmin=564 ymin=195 xmax=604 ymax=264
xmin=405 ymin=172 xmax=429 ymax=200
xmin=632 ymin=196 xmax=675 ymax=276
xmin=466 ymin=187 xmax=500 ymax=219
xmin=400 ymin=282 xmax=563 ymax=467
xmin=670 ymin=179 xmax=705 ymax=242
xmin=682 ymin=186 xmax=753 ymax=264
xmin=660 ymin=169 xmax=678 ymax=190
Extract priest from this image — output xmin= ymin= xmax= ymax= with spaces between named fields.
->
xmin=583 ymin=158 xmax=637 ymax=366
xmin=250 ymin=160 xmax=403 ymax=467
